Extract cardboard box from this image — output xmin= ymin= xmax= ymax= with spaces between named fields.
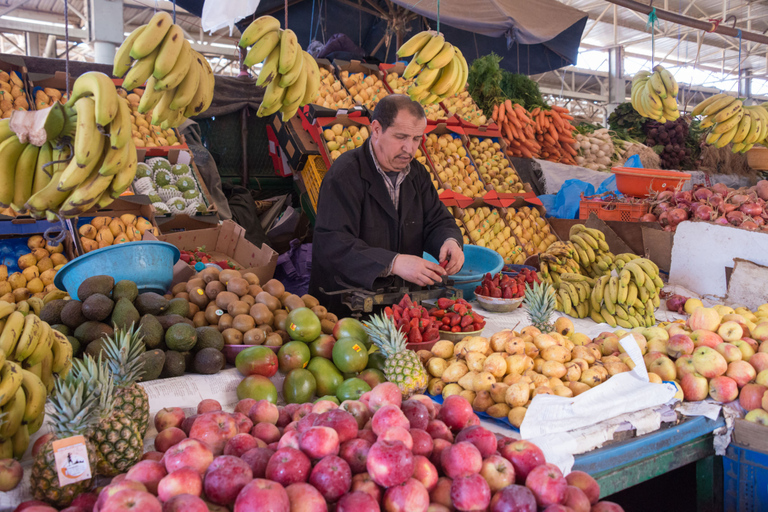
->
xmin=156 ymin=214 xmax=220 ymax=234
xmin=642 ymin=224 xmax=674 ymax=272
xmin=306 ymin=113 xmax=371 ymax=169
xmin=734 ymin=419 xmax=768 ymax=454
xmin=333 ymin=59 xmax=389 ymax=111
xmin=138 ymin=149 xmax=218 ymax=216
xmin=269 ymin=114 xmax=320 ymax=173
xmin=155 ymin=219 xmax=278 ymax=285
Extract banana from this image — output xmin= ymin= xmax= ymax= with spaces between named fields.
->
xmin=623 ymin=262 xmax=646 ymax=287
xmin=634 ymin=258 xmax=659 ymax=277
xmin=0 ymin=135 xmax=26 ymax=208
xmin=561 ymin=273 xmax=589 ymax=283
xmin=0 ymin=387 xmax=24 ymax=439
xmin=26 ymin=298 xmax=43 ymax=316
xmin=0 ymin=439 xmax=10 ymax=459
xmin=656 ymin=66 xmax=678 ymax=97
xmin=601 ymin=308 xmax=617 ymax=327
xmin=150 ymin=88 xmax=176 ymax=126
xmin=109 ymin=99 xmax=132 ymax=150
xmin=614 ymin=305 xmax=629 ymax=321
xmin=301 ymin=53 xmax=320 ymax=106
xmin=113 ymin=26 xmax=145 ymax=78
xmin=451 ymin=48 xmax=468 ymax=96
xmin=559 ymin=288 xmax=572 ymax=315
xmin=169 ymin=59 xmax=202 ymax=110
xmin=130 ymin=11 xmax=174 ymax=59
xmin=649 ymin=71 xmax=667 ymax=99
xmin=59 ymin=142 xmax=105 ymax=193
xmin=713 ymin=109 xmax=744 ymax=134
xmin=590 ymin=309 xmax=605 ymax=324
xmin=644 ymin=81 xmax=663 ymax=115
xmin=427 ymin=42 xmax=455 ymax=70
xmin=67 ymin=72 xmax=120 ymax=127
xmin=199 ymin=55 xmax=215 ymax=113
xmin=50 ymin=329 xmax=72 ymax=375
xmin=715 ymin=122 xmax=740 ymax=148
xmin=106 ymin=143 xmax=137 ymax=199
xmin=256 ymin=45 xmax=281 ymax=87
xmin=14 ymin=314 xmax=42 ymax=362
xmin=416 ymin=66 xmax=441 ymax=88
xmin=261 ymin=77 xmax=286 ymax=111
xmin=563 ymin=282 xmax=579 ymax=306
xmin=11 ymin=143 xmax=39 ymax=211
xmin=72 ymin=97 xmax=100 ymax=166
xmin=692 ymin=93 xmax=728 ymax=116
xmin=40 ymin=349 xmax=53 ymax=394
xmin=138 ymin=76 xmax=164 ymax=113
xmin=239 ymin=15 xmax=281 ymax=48
xmin=0 ymin=302 xmax=13 ymax=322
xmin=0 ymin=361 xmax=23 ymax=407
xmin=279 ymin=48 xmax=305 ymax=88
xmin=25 ymin=168 xmax=69 ymax=214
xmin=429 ymin=57 xmax=459 ymax=96
xmin=15 ymin=302 xmax=29 ymax=316
xmin=627 ymin=282 xmax=638 ymax=307
xmin=745 ymin=111 xmax=762 ymax=145
xmin=245 ymin=30 xmax=281 ymax=68
xmin=26 ymin=408 xmax=45 ymax=435
xmin=153 ymin=24 xmax=185 ymax=79
xmin=714 ymin=100 xmax=742 ymax=124
xmin=257 ymin=93 xmax=285 ymax=117
xmin=11 ymin=423 xmax=29 ymax=459
xmin=278 ymin=29 xmax=299 ymax=75
xmin=154 ymin=40 xmax=192 ymax=91
xmin=415 ymin=34 xmax=445 ymax=65
xmin=31 ymin=141 xmax=53 ymax=195
xmin=282 ymin=63 xmax=307 ymax=111
xmin=24 ymin=323 xmax=50 ymax=373
xmin=403 ymin=58 xmax=424 ymax=80
xmin=44 ymin=288 xmax=70 ymax=304
xmin=182 ymin=61 xmax=207 ymax=118
xmin=397 ymin=31 xmax=434 ymax=58
xmin=19 ymin=368 xmax=45 ymax=423
xmin=702 ymin=95 xmax=737 ymax=117
xmin=0 ymin=119 xmax=14 ymax=145
xmin=706 ymin=131 xmax=722 ymax=145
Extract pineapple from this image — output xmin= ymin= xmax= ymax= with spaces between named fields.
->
xmin=523 ymin=281 xmax=556 ymax=333
xmin=363 ymin=313 xmax=428 ymax=398
xmin=103 ymin=325 xmax=150 ymax=436
xmin=31 ymin=380 xmax=100 ymax=507
xmin=70 ymin=355 xmax=143 ymax=477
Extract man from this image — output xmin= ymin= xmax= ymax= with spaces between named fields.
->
xmin=309 ymin=94 xmax=464 ymax=315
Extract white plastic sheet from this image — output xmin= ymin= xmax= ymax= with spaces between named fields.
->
xmin=202 ymin=0 xmax=261 ymax=35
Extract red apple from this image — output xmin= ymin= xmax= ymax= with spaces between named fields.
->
xmin=540 ymin=505 xmax=574 ymax=512
xmin=352 ymin=472 xmax=383 ymax=503
xmin=163 ymin=438 xmax=214 ymax=475
xmin=412 ymin=455 xmax=438 ymax=492
xmin=297 ymin=413 xmax=319 ymax=434
xmin=371 ymin=405 xmax=410 ymax=436
xmin=0 ymin=459 xmax=23 ymax=491
xmin=235 ymin=399 xmax=258 ymax=416
xmin=141 ymin=451 xmax=164 ymax=462
xmin=94 ymin=481 xmax=148 ymax=512
xmin=709 ymin=375 xmax=739 ymax=403
xmin=367 ymin=383 xmax=402 ymax=411
xmin=292 ymin=403 xmax=314 ymax=422
xmin=31 ymin=433 xmax=54 ymax=457
xmin=340 ymin=438 xmax=372 ymax=474
xmin=437 ymin=395 xmax=473 ymax=432
xmin=234 ymin=479 xmax=290 ymax=512
xmin=383 ymin=478 xmax=430 ymax=512
xmin=204 ymin=455 xmax=253 ymax=506
xmin=102 ymin=490 xmax=162 ymax=512
xmin=266 ymin=447 xmax=312 ymax=486
xmin=367 ymin=439 xmax=414 ymax=488
xmin=426 ymin=420 xmax=454 ymax=442
xmin=455 ymin=425 xmax=497 ymax=458
xmin=480 ymin=454 xmax=516 ymax=492
xmin=490 ymin=483 xmax=537 ymax=512
xmin=565 ymin=471 xmax=600 ymax=504
xmin=224 ymin=433 xmax=260 ymax=457
xmin=409 ymin=395 xmax=437 ymax=419
xmin=340 ymin=400 xmax=372 ymax=429
xmin=357 ymin=428 xmax=377 ymax=445
xmin=158 ymin=467 xmax=202 ymax=502
xmin=161 ymin=494 xmax=208 ymax=512
xmin=314 ymin=409 xmax=359 ymax=443
xmin=311 ymin=400 xmax=338 ymax=415
xmin=232 ymin=412 xmax=254 ymax=434
xmin=402 ymin=400 xmax=430 ymax=430
xmin=240 ymin=447 xmax=274 ymax=478
xmin=525 ymin=463 xmax=567 ymax=508
xmin=450 ymin=473 xmax=491 ymax=511
xmin=562 ymin=485 xmax=591 ymax=512
xmin=379 ymin=427 xmax=413 ymax=450
xmin=251 ymin=422 xmax=281 ymax=444
xmin=680 ymin=372 xmax=709 ymax=401
xmin=284 ymin=483 xmax=328 ymax=512
xmin=667 ymin=334 xmax=694 ymax=358
xmin=591 ymin=502 xmax=625 ymax=512
xmin=309 ymin=455 xmax=352 ymax=502
xmin=154 ymin=408 xmax=185 ymax=432
xmin=430 ymin=438 xmax=452 ymax=473
xmin=726 ymin=360 xmax=757 ymax=388
xmin=197 ymin=399 xmax=222 ymax=414
xmin=740 ymin=383 xmax=768 ymax=411
xmin=277 ymin=429 xmax=300 ymax=450
xmin=500 ymin=439 xmax=546 ymax=483
xmin=181 ymin=414 xmax=198 ymax=436
xmin=71 ymin=492 xmax=98 ymax=512
xmin=337 ymin=490 xmax=380 ymax=512
xmin=441 ymin=441 xmax=482 ymax=479
xmin=276 ymin=407 xmax=292 ymax=428
xmin=299 ymin=426 xmax=340 ymax=459
xmin=125 ymin=460 xmax=167 ymax=495
xmin=248 ymin=400 xmax=279 ymax=425
xmin=188 ymin=412 xmax=238 ymax=455
xmin=154 ymin=427 xmax=187 ymax=453
xmin=410 ymin=429 xmax=433 ymax=457
xmin=12 ymin=503 xmax=53 ymax=512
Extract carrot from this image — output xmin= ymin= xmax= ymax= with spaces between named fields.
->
xmin=548 ymin=123 xmax=558 ymax=140
xmin=531 ymin=107 xmax=540 ymax=117
xmin=560 ymin=113 xmax=574 ymax=121
xmin=520 ymin=146 xmax=533 ymax=159
xmin=492 ymin=104 xmax=499 ymax=122
xmin=503 ymin=123 xmax=516 ymax=141
xmin=505 ymin=99 xmax=513 ymax=115
xmin=549 ymin=110 xmax=564 ymax=131
xmin=551 ymin=105 xmax=569 ymax=114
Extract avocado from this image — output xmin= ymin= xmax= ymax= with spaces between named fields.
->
xmin=135 ymin=292 xmax=169 ymax=316
xmin=112 ymin=280 xmax=139 ymax=303
xmin=165 ymin=323 xmax=197 ymax=352
xmin=67 ymin=335 xmax=81 ymax=356
xmin=40 ymin=299 xmax=67 ymax=325
xmin=51 ymin=324 xmax=71 ymax=336
xmin=193 ymin=348 xmax=225 ymax=374
xmin=81 ymin=294 xmax=114 ymax=322
xmin=84 ymin=337 xmax=109 ymax=359
xmin=182 ymin=351 xmax=194 ymax=369
xmin=157 ymin=314 xmax=194 ymax=331
xmin=166 ymin=298 xmax=190 ymax=318
xmin=78 ymin=275 xmax=115 ymax=301
xmin=139 ymin=314 xmax=164 ymax=349
xmin=194 ymin=326 xmax=225 ymax=352
xmin=60 ymin=300 xmax=87 ymax=330
xmin=137 ymin=349 xmax=166 ymax=381
xmin=74 ymin=321 xmax=114 ymax=344
xmin=111 ymin=298 xmax=141 ymax=331
xmin=161 ymin=350 xmax=186 ymax=378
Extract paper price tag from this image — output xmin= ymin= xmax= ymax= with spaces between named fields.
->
xmin=53 ymin=435 xmax=92 ymax=487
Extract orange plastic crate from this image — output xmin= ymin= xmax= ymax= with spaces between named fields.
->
xmin=301 ymin=155 xmax=328 ymax=212
xmin=578 ymin=193 xmax=649 ymax=222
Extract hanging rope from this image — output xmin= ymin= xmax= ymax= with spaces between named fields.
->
xmin=646 ymin=8 xmax=659 ymax=69
xmin=172 ymin=0 xmax=176 ymax=23
xmin=737 ymin=29 xmax=743 ymax=96
xmin=64 ymin=0 xmax=70 ymax=97
xmin=285 ymin=0 xmax=288 ymax=28
xmin=436 ymin=0 xmax=440 ymax=34
xmin=309 ymin=0 xmax=315 ymax=45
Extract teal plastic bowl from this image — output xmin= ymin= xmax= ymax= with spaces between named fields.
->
xmin=55 ymin=241 xmax=180 ymax=300
xmin=424 ymin=245 xmax=503 ymax=300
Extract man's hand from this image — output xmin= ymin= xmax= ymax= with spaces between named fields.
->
xmin=439 ymin=239 xmax=464 ymax=275
xmin=392 ymin=254 xmax=447 ymax=286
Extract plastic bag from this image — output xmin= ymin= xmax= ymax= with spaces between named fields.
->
xmin=202 ymin=0 xmax=261 ymax=35
xmin=541 ymin=179 xmax=596 ymax=219
xmin=623 ymin=154 xmax=643 ymax=168
xmin=596 ymin=174 xmax=618 ymax=194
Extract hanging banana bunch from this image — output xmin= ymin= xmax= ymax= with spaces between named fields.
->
xmin=630 ymin=65 xmax=679 ymax=123
xmin=396 ymin=31 xmax=469 ymax=106
xmin=238 ymin=15 xmax=321 ymax=120
xmin=0 ymin=72 xmax=137 ymax=220
xmin=692 ymin=94 xmax=768 ymax=153
xmin=112 ymin=11 xmax=215 ymax=129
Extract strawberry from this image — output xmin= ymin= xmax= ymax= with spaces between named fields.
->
xmin=437 ymin=298 xmax=455 ymax=310
xmin=460 ymin=315 xmax=473 ymax=328
xmin=423 ymin=328 xmax=439 ymax=341
xmin=408 ymin=327 xmax=423 ymax=344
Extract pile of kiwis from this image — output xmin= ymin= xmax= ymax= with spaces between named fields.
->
xmin=170 ymin=266 xmax=337 ymax=347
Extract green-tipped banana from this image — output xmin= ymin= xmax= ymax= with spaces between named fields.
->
xmin=113 ymin=26 xmax=145 ymax=78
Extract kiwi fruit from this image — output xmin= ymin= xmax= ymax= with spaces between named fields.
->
xmin=250 ymin=303 xmax=273 ymax=325
xmin=321 ymin=319 xmax=335 ymax=335
xmin=222 ymin=327 xmax=244 ymax=345
xmin=243 ymin=328 xmax=266 ymax=345
xmin=278 ymin=291 xmax=291 ymax=303
xmin=274 ymin=309 xmax=288 ymax=317
xmin=311 ymin=305 xmax=328 ymax=319
xmin=256 ymin=292 xmax=280 ymax=312
xmin=282 ymin=294 xmax=305 ymax=312
xmin=228 ymin=301 xmax=250 ymax=317
xmin=302 ymin=294 xmax=320 ymax=308
xmin=163 ymin=293 xmax=173 ymax=301
xmin=188 ymin=288 xmax=209 ymax=309
xmin=205 ymin=281 xmax=225 ymax=300
xmin=326 ymin=313 xmax=339 ymax=324
xmin=274 ymin=311 xmax=288 ymax=331
xmin=199 ymin=266 xmax=220 ymax=284
xmin=248 ymin=285 xmax=263 ymax=297
xmin=215 ymin=291 xmax=238 ymax=310
xmin=175 ymin=292 xmax=190 ymax=301
xmin=241 ymin=295 xmax=255 ymax=307
xmin=262 ymin=279 xmax=285 ymax=297
xmin=219 ymin=269 xmax=240 ymax=285
xmin=218 ymin=313 xmax=233 ymax=331
xmin=232 ymin=314 xmax=256 ymax=333
xmin=188 ymin=302 xmax=200 ymax=319
xmin=265 ymin=332 xmax=283 ymax=346
xmin=257 ymin=324 xmax=273 ymax=334
xmin=204 ymin=303 xmax=221 ymax=325
xmin=227 ymin=278 xmax=249 ymax=297
xmin=193 ymin=311 xmax=207 ymax=327
xmin=242 ymin=272 xmax=260 ymax=285
xmin=172 ymin=283 xmax=187 ymax=295
xmin=185 ymin=278 xmax=205 ymax=294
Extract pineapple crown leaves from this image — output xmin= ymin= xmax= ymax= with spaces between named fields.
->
xmin=523 ymin=280 xmax=556 ymax=321
xmin=103 ymin=323 xmax=147 ymax=387
xmin=362 ymin=313 xmax=407 ymax=358
xmin=49 ymin=378 xmax=100 ymax=438
xmin=67 ymin=353 xmax=117 ymax=418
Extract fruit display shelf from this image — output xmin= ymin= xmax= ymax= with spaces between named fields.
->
xmin=312 ymin=58 xmax=355 ymax=111
xmin=334 ymin=60 xmax=390 ymax=111
xmin=422 ymin=126 xmax=487 ymax=198
xmin=453 ymin=205 xmax=527 ymax=265
xmin=463 ymin=133 xmax=527 ymax=195
xmin=304 ymin=113 xmax=371 ymax=169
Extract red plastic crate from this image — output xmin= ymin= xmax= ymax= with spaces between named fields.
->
xmin=578 ymin=192 xmax=649 ymax=222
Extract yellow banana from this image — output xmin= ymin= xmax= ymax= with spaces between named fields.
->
xmin=649 ymin=71 xmax=667 ymax=99
xmin=279 ymin=48 xmax=304 ymax=88
xmin=0 ymin=135 xmax=26 ymax=208
xmin=0 ymin=361 xmax=23 ymax=407
xmin=153 ymin=24 xmax=185 ymax=79
xmin=31 ymin=141 xmax=53 ymax=195
xmin=11 ymin=423 xmax=29 ymax=459
xmin=11 ymin=143 xmax=39 ymax=212
xmin=109 ymin=99 xmax=132 ymax=150
xmin=692 ymin=93 xmax=729 ymax=116
xmin=261 ymin=77 xmax=286 ymax=111
xmin=13 ymin=313 xmax=42 ymax=361
xmin=26 ymin=168 xmax=69 ymax=214
xmin=150 ymin=88 xmax=176 ymax=126
xmin=416 ymin=66 xmax=441 ymax=88
xmin=702 ymin=95 xmax=736 ymax=117
xmin=50 ymin=329 xmax=72 ymax=375
xmin=415 ymin=34 xmax=445 ymax=65
xmin=715 ymin=122 xmax=740 ymax=148
xmin=154 ymin=40 xmax=192 ymax=91
xmin=713 ymin=109 xmax=744 ymax=134
xmin=278 ymin=29 xmax=299 ymax=75
xmin=0 ymin=387 xmax=24 ymax=439
xmin=282 ymin=64 xmax=307 ymax=110
xmin=123 ymin=48 xmax=159 ymax=91
xmin=301 ymin=53 xmax=320 ymax=106
xmin=244 ymin=30 xmax=281 ymax=68
xmin=182 ymin=60 xmax=208 ymax=117
xmin=59 ymin=142 xmax=105 ymax=193
xmin=106 ymin=142 xmax=137 ymax=199
xmin=714 ymin=100 xmax=742 ymax=124
xmin=397 ymin=31 xmax=433 ymax=58
xmin=26 ymin=298 xmax=43 ymax=316
xmin=403 ymin=58 xmax=423 ymax=80
xmin=40 ymin=349 xmax=54 ymax=394
xmin=130 ymin=11 xmax=174 ymax=59
xmin=255 ymin=45 xmax=281 ymax=87
xmin=19 ymin=368 xmax=45 ymax=423
xmin=66 ymin=71 xmax=120 ymax=127
xmin=430 ymin=57 xmax=458 ymax=96
xmin=113 ymin=26 xmax=145 ymax=78
xmin=27 ymin=409 xmax=45 ymax=435
xmin=426 ymin=42 xmax=455 ymax=70
xmin=732 ymin=112 xmax=753 ymax=144
xmin=169 ymin=59 xmax=202 ymax=110
xmin=656 ymin=66 xmax=678 ymax=96
xmin=73 ymin=97 xmax=100 ymax=166
xmin=239 ymin=15 xmax=281 ymax=48
xmin=24 ymin=322 xmax=50 ymax=370
xmin=0 ymin=302 xmax=13 ymax=321
xmin=137 ymin=76 xmax=164 ymax=113
xmin=706 ymin=131 xmax=722 ymax=145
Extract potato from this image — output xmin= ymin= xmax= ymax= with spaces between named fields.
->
xmin=489 ymin=330 xmax=516 ymax=352
xmin=441 ymin=362 xmax=468 ymax=383
xmin=459 ymin=390 xmax=476 ymax=404
xmin=442 ymin=383 xmax=463 ymax=398
xmin=426 ymin=357 xmax=448 ymax=378
xmin=541 ymin=360 xmax=566 ymax=379
xmin=508 ymin=406 xmax=527 ymax=428
xmin=431 ymin=340 xmax=454 ymax=359
xmin=472 ymin=390 xmax=494 ymax=412
xmin=465 ymin=352 xmax=486 ymax=372
xmin=540 ymin=345 xmax=570 ymax=363
xmin=473 ymin=371 xmax=496 ymax=392
xmin=505 ymin=381 xmax=530 ymax=408
xmin=490 ymin=383 xmax=508 ymax=403
xmin=458 ymin=371 xmax=478 ymax=391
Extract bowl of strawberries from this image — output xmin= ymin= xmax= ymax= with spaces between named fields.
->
xmin=428 ymin=297 xmax=487 ymax=342
xmin=474 ymin=268 xmax=541 ymax=312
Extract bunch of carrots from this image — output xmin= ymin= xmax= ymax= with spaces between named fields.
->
xmin=491 ymin=100 xmax=578 ymax=164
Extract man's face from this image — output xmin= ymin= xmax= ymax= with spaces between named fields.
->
xmin=371 ymin=111 xmax=427 ymax=172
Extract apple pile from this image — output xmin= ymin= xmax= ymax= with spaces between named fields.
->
xmin=475 ymin=270 xmax=541 ymax=300
xmin=429 ymin=298 xmax=487 ymax=334
xmin=11 ymin=383 xmax=625 ymax=512
xmin=643 ymin=298 xmax=768 ymax=423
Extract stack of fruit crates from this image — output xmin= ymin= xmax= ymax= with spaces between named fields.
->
xmin=301 ymin=156 xmax=328 ymax=212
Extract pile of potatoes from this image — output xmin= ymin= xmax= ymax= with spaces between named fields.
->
xmin=1 ymin=235 xmax=69 ymax=302
xmin=170 ymin=267 xmax=337 ymax=348
xmin=78 ymin=214 xmax=158 ymax=252
xmin=423 ymin=322 xmax=641 ymax=428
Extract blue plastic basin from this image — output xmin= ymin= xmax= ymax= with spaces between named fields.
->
xmin=54 ymin=241 xmax=180 ymax=300
xmin=424 ymin=245 xmax=503 ymax=300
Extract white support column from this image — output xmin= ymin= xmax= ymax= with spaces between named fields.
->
xmin=606 ymin=45 xmax=624 ymax=117
xmin=88 ymin=0 xmax=123 ymax=64
xmin=25 ymin=32 xmax=39 ymax=56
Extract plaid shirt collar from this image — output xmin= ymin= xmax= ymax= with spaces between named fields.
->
xmin=369 ymin=141 xmax=411 ymax=207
